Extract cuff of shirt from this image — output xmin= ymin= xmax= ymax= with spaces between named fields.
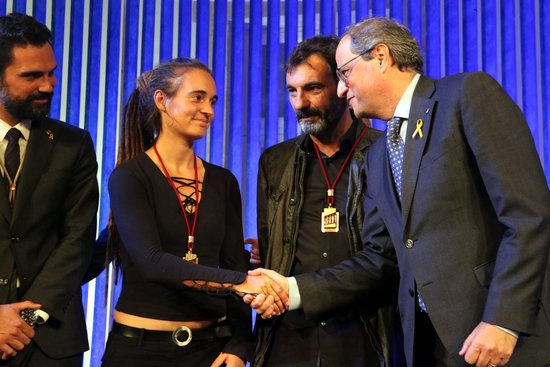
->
xmin=287 ymin=276 xmax=302 ymax=311
xmin=495 ymin=325 xmax=518 ymax=338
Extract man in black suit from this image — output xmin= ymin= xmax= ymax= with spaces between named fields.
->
xmin=0 ymin=13 xmax=98 ymax=366
xmin=251 ymin=17 xmax=550 ymax=367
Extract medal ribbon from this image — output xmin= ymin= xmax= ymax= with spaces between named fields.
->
xmin=153 ymin=143 xmax=199 ymax=253
xmin=312 ymin=125 xmax=367 ymax=207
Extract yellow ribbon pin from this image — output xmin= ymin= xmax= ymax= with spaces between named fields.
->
xmin=412 ymin=119 xmax=423 ymax=139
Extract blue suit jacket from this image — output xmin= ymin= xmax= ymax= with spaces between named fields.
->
xmin=296 ymin=72 xmax=550 ymax=366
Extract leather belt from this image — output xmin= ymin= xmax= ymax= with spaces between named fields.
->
xmin=111 ymin=322 xmax=233 ymax=346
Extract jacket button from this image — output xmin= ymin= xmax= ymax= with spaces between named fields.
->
xmin=0 ymin=278 xmax=8 ymax=286
xmin=322 ymin=252 xmax=328 ymax=258
xmin=289 ymin=198 xmax=297 ymax=206
xmin=409 ymin=288 xmax=414 ymax=297
xmin=320 ymin=321 xmax=326 ymax=326
xmin=405 ymin=239 xmax=414 ymax=248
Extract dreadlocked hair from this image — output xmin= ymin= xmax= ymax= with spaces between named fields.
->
xmin=104 ymin=58 xmax=213 ymax=304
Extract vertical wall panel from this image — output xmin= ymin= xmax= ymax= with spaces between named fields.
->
xmin=482 ymin=0 xmax=499 ymax=79
xmin=463 ymin=0 xmax=479 ymax=72
xmin=211 ymin=0 xmax=227 ymax=167
xmin=265 ymin=0 xmax=280 ymax=148
xmin=520 ymin=0 xmax=540 ymax=152
xmin=177 ymin=0 xmax=192 ymax=56
xmin=406 ymin=0 xmax=423 ymax=55
xmin=228 ymin=0 xmax=245 ymax=183
xmin=425 ymin=0 xmax=441 ymax=77
xmin=389 ymin=0 xmax=405 ymax=23
xmin=320 ymin=0 xmax=334 ymax=34
xmin=445 ymin=0 xmax=462 ymax=75
xmin=284 ymin=0 xmax=298 ymax=139
xmin=373 ymin=0 xmax=387 ymax=18
xmin=337 ymin=0 xmax=351 ymax=35
xmin=194 ymin=0 xmax=210 ymax=158
xmin=501 ymin=0 xmax=517 ymax=100
xmin=303 ymin=0 xmax=315 ymax=39
xmin=246 ymin=0 xmax=263 ymax=235
xmin=541 ymin=0 xmax=549 ymax=179
xmin=160 ymin=0 xmax=174 ymax=62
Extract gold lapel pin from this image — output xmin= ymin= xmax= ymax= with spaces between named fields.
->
xmin=412 ymin=119 xmax=424 ymax=139
xmin=46 ymin=130 xmax=54 ymax=139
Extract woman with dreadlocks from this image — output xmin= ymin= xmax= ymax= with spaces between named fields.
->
xmin=101 ymin=58 xmax=283 ymax=367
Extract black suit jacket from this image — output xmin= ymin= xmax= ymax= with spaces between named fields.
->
xmin=0 ymin=118 xmax=98 ymax=359
xmin=296 ymin=72 xmax=550 ymax=366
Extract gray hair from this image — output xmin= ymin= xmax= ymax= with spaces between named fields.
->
xmin=345 ymin=17 xmax=423 ymax=73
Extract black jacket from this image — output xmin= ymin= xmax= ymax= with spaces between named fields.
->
xmin=254 ymin=121 xmax=397 ymax=366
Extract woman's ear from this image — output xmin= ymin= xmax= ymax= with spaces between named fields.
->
xmin=154 ymin=90 xmax=167 ymax=112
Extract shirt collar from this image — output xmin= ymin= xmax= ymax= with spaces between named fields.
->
xmin=305 ymin=118 xmax=358 ymax=157
xmin=0 ymin=118 xmax=32 ymax=141
xmin=392 ymin=73 xmax=421 ymax=120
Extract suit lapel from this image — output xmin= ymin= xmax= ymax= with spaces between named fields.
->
xmin=401 ymin=76 xmax=436 ymax=223
xmin=11 ymin=119 xmax=55 ymax=223
xmin=0 ymin=178 xmax=11 ymax=222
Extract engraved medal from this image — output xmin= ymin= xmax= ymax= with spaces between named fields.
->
xmin=184 ymin=250 xmax=198 ymax=263
xmin=183 ymin=236 xmax=198 ymax=263
xmin=321 ymin=206 xmax=339 ymax=232
xmin=312 ymin=126 xmax=367 ymax=234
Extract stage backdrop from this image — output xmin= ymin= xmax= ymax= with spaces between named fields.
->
xmin=1 ymin=0 xmax=549 ymax=366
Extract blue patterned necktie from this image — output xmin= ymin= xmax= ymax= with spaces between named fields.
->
xmin=387 ymin=117 xmax=405 ymax=200
xmin=4 ymin=128 xmax=22 ymax=180
xmin=386 ymin=117 xmax=428 ymax=312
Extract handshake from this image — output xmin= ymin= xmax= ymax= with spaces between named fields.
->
xmin=235 ymin=268 xmax=290 ymax=319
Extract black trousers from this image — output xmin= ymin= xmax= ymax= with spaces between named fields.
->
xmin=101 ymin=328 xmax=230 ymax=367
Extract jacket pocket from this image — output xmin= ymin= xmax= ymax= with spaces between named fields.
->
xmin=473 ymin=259 xmax=496 ymax=288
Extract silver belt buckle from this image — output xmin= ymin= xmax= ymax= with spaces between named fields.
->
xmin=172 ymin=326 xmax=192 ymax=346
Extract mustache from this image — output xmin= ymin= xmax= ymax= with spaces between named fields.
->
xmin=295 ymin=107 xmax=322 ymax=120
xmin=28 ymin=92 xmax=53 ymax=101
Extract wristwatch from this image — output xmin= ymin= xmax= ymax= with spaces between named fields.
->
xmin=20 ymin=308 xmax=39 ymax=326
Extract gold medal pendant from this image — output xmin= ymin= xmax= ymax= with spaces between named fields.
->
xmin=184 ymin=250 xmax=198 ymax=263
xmin=321 ymin=206 xmax=339 ymax=232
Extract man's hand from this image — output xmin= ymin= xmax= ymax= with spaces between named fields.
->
xmin=210 ymin=352 xmax=245 ymax=367
xmin=234 ymin=271 xmax=289 ymax=315
xmin=244 ymin=238 xmax=260 ymax=267
xmin=459 ymin=321 xmax=517 ymax=366
xmin=0 ymin=301 xmax=41 ymax=359
xmin=243 ymin=268 xmax=289 ymax=319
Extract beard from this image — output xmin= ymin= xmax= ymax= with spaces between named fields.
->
xmin=0 ymin=83 xmax=52 ymax=121
xmin=296 ymin=97 xmax=348 ymax=136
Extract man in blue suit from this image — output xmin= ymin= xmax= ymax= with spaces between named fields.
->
xmin=251 ymin=17 xmax=550 ymax=367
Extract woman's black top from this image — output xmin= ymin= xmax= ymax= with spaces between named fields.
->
xmin=108 ymin=152 xmax=251 ymax=357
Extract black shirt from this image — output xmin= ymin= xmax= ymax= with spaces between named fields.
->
xmin=292 ymin=120 xmax=359 ymax=276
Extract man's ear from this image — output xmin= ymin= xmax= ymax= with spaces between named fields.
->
xmin=373 ymin=44 xmax=392 ymax=71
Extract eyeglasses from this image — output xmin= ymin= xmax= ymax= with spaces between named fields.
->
xmin=336 ymin=48 xmax=373 ymax=87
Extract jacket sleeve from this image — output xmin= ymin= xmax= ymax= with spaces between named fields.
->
xmin=460 ymin=72 xmax=550 ymax=333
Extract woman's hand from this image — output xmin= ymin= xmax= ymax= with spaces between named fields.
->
xmin=210 ymin=352 xmax=245 ymax=367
